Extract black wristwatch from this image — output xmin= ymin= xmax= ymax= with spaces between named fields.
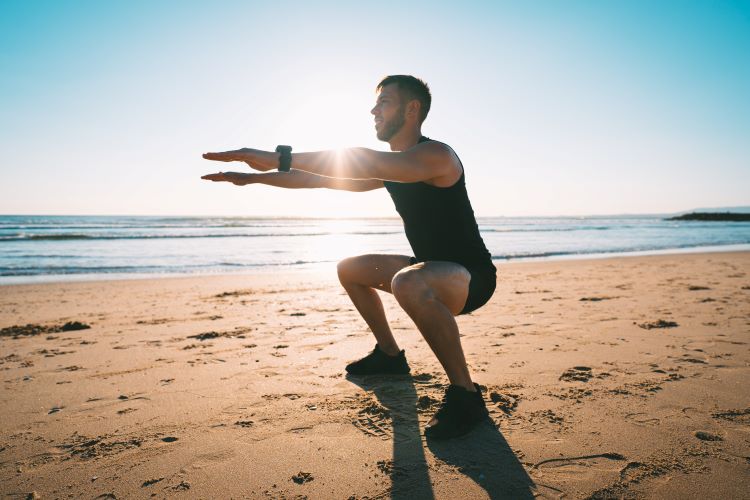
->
xmin=275 ymin=145 xmax=292 ymax=172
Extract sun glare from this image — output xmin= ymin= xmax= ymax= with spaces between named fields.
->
xmin=299 ymin=218 xmax=371 ymax=263
xmin=275 ymin=87 xmax=373 ymax=151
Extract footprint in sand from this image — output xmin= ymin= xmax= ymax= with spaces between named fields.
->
xmin=353 ymin=399 xmax=392 ymax=440
xmin=416 ymin=394 xmax=441 ymax=414
xmin=58 ymin=365 xmax=83 ymax=372
xmin=638 ymin=319 xmax=679 ymax=330
xmin=58 ymin=434 xmax=143 ymax=460
xmin=214 ymin=289 xmax=254 ymax=298
xmin=188 ymin=331 xmax=221 ymax=341
xmin=35 ymin=348 xmax=75 ymax=357
xmin=171 ymin=481 xmax=191 ymax=491
xmin=694 ymin=430 xmax=723 ymax=441
xmin=531 ymin=452 xmax=626 ymax=490
xmin=559 ymin=366 xmax=593 ymax=382
xmin=141 ymin=477 xmax=164 ymax=487
xmin=548 ymin=386 xmax=593 ymax=402
xmin=1 ymin=321 xmax=90 ymax=339
xmin=291 ymin=471 xmax=314 ymax=484
xmin=624 ymin=412 xmax=660 ymax=426
xmin=711 ymin=408 xmax=750 ymax=424
xmin=136 ymin=318 xmax=175 ymax=325
xmin=528 ymin=409 xmax=566 ymax=429
xmin=677 ymin=354 xmax=707 ymax=364
xmin=487 ymin=388 xmax=521 ymax=415
xmin=376 ymin=459 xmax=407 ymax=477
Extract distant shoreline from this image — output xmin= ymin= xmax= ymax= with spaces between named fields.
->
xmin=667 ymin=212 xmax=750 ymax=222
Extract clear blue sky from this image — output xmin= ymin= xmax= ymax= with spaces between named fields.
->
xmin=1 ymin=0 xmax=748 ymax=217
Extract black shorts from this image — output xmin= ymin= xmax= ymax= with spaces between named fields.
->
xmin=408 ymin=257 xmax=497 ymax=315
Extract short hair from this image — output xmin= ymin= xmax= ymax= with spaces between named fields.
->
xmin=376 ymin=75 xmax=432 ymax=123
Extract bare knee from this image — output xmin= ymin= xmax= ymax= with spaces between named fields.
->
xmin=337 ymin=256 xmax=357 ymax=285
xmin=391 ymin=270 xmax=433 ymax=311
xmin=338 ymin=254 xmax=411 ymax=293
xmin=337 ymin=255 xmax=373 ymax=287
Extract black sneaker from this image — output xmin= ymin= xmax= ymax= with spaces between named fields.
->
xmin=345 ymin=344 xmax=410 ymax=375
xmin=424 ymin=383 xmax=489 ymax=439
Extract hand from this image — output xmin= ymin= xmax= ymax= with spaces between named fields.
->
xmin=202 ymin=148 xmax=277 ymax=171
xmin=202 ymin=149 xmax=249 ymax=162
xmin=200 ymin=172 xmax=252 ymax=186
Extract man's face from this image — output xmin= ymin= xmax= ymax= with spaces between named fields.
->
xmin=371 ymin=84 xmax=406 ymax=142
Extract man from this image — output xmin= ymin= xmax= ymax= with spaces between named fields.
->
xmin=202 ymin=75 xmax=497 ymax=439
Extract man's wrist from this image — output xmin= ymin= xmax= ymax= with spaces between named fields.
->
xmin=257 ymin=150 xmax=279 ymax=171
xmin=275 ymin=145 xmax=292 ymax=172
xmin=271 ymin=152 xmax=282 ymax=171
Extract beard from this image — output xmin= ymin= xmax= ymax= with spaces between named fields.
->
xmin=376 ymin=106 xmax=406 ymax=141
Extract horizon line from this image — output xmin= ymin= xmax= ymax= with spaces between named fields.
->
xmin=2 ymin=208 xmax=749 ymax=219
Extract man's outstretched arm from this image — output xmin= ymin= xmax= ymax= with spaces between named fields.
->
xmin=201 ymin=170 xmax=383 ymax=192
xmin=202 ymin=142 xmax=459 ymax=183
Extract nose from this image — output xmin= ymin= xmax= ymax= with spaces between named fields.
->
xmin=370 ymin=105 xmax=377 ymax=116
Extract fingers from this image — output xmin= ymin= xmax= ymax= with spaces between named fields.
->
xmin=203 ymin=152 xmax=235 ymax=162
xmin=201 ymin=172 xmax=226 ymax=181
xmin=201 ymin=172 xmax=249 ymax=186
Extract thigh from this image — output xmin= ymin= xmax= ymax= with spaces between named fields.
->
xmin=394 ymin=261 xmax=471 ymax=316
xmin=459 ymin=267 xmax=497 ymax=315
xmin=337 ymin=254 xmax=413 ymax=293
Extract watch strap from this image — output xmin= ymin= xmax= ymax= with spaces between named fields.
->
xmin=275 ymin=145 xmax=292 ymax=172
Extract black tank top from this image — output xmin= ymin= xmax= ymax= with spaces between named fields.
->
xmin=384 ymin=137 xmax=495 ymax=274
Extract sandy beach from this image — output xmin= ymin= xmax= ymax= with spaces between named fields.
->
xmin=1 ymin=251 xmax=749 ymax=499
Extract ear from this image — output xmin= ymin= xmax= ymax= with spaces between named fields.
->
xmin=406 ymin=99 xmax=421 ymax=120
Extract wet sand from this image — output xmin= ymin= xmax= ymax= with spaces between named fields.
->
xmin=1 ymin=251 xmax=749 ymax=499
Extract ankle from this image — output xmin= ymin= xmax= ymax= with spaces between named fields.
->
xmin=450 ymin=382 xmax=476 ymax=392
xmin=377 ymin=343 xmax=401 ymax=357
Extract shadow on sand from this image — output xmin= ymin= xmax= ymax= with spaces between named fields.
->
xmin=347 ymin=374 xmax=534 ymax=499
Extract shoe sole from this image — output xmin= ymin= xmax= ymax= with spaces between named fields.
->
xmin=424 ymin=414 xmax=490 ymax=440
xmin=345 ymin=371 xmax=411 ymax=378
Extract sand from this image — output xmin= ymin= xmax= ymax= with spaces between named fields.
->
xmin=1 ymin=251 xmax=749 ymax=499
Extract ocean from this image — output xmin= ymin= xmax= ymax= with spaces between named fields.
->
xmin=1 ymin=215 xmax=749 ymax=284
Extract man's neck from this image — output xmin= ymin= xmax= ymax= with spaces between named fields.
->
xmin=388 ymin=127 xmax=423 ymax=152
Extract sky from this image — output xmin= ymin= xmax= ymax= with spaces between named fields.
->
xmin=1 ymin=0 xmax=749 ymax=217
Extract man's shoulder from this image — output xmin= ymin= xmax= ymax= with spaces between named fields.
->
xmin=410 ymin=139 xmax=463 ymax=187
xmin=410 ymin=139 xmax=459 ymax=164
